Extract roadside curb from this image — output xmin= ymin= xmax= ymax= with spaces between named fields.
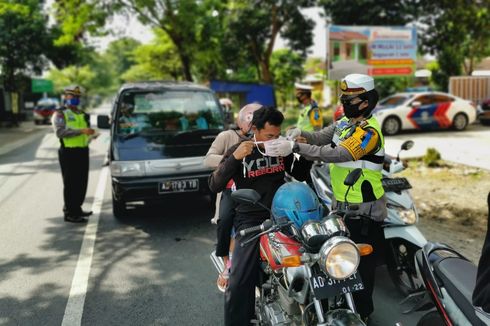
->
xmin=0 ymin=128 xmax=47 ymax=156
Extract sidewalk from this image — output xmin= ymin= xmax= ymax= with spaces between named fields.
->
xmin=0 ymin=123 xmax=50 ymax=156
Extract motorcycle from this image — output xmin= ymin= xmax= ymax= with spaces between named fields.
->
xmin=309 ymin=140 xmax=427 ymax=296
xmin=412 ymin=192 xmax=490 ymax=326
xmin=411 ymin=242 xmax=490 ymax=326
xmin=210 ymin=169 xmax=372 ymax=325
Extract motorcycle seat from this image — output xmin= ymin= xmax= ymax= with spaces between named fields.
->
xmin=434 ymin=257 xmax=484 ymax=325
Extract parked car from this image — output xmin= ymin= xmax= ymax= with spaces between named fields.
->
xmin=97 ymin=81 xmax=225 ymax=218
xmin=33 ymin=98 xmax=60 ymax=125
xmin=373 ymin=91 xmax=477 ymax=135
xmin=478 ymin=98 xmax=490 ymax=126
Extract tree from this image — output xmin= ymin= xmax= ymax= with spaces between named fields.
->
xmin=270 ymin=49 xmax=305 ymax=109
xmin=419 ymin=0 xmax=490 ymax=90
xmin=0 ymin=1 xmax=50 ymax=91
xmin=121 ymin=29 xmax=183 ymax=82
xmin=224 ymin=0 xmax=316 ymax=83
xmin=320 ymin=0 xmax=420 ymax=25
xmin=104 ymin=37 xmax=141 ymax=84
xmin=114 ymin=0 xmax=227 ymax=81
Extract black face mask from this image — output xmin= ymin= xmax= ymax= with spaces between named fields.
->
xmin=296 ymin=95 xmax=303 ymax=104
xmin=343 ymin=102 xmax=364 ymax=118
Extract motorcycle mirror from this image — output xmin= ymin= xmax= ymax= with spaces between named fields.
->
xmin=231 ymin=189 xmax=261 ymax=205
xmin=344 ymin=168 xmax=363 ymax=187
xmin=401 ymin=140 xmax=414 ymax=151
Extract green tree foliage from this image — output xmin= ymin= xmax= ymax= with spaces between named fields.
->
xmin=320 ymin=0 xmax=419 ymax=25
xmin=104 ymin=37 xmax=141 ymax=83
xmin=224 ymin=0 xmax=316 ymax=84
xmin=121 ymin=30 xmax=182 ymax=82
xmin=52 ymin=0 xmax=110 ymax=45
xmin=270 ymin=49 xmax=305 ymax=109
xmin=115 ymin=0 xmax=225 ymax=81
xmin=419 ymin=0 xmax=490 ymax=90
xmin=0 ymin=1 xmax=50 ymax=91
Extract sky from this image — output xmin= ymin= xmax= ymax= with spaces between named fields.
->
xmin=90 ymin=7 xmax=328 ymax=60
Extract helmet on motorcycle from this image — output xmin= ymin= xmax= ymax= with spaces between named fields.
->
xmin=237 ymin=103 xmax=263 ymax=134
xmin=272 ymin=182 xmax=323 ymax=229
xmin=339 ymin=74 xmax=379 ymax=119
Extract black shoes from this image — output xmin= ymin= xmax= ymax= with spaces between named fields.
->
xmin=64 ymin=215 xmax=88 ymax=223
xmin=80 ymin=210 xmax=93 ymax=217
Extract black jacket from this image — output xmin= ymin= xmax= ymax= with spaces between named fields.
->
xmin=208 ymin=141 xmax=311 ymax=231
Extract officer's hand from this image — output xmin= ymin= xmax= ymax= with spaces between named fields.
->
xmin=233 ymin=141 xmax=254 ymax=160
xmin=81 ymin=128 xmax=95 ymax=135
xmin=285 ymin=127 xmax=302 ymax=140
xmin=296 ymin=136 xmax=307 ymax=144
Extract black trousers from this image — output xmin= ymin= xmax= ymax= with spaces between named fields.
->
xmin=216 ymin=189 xmax=236 ymax=257
xmin=224 ymin=228 xmax=261 ymax=326
xmin=58 ymin=147 xmax=89 ymax=216
xmin=345 ymin=218 xmax=384 ymax=319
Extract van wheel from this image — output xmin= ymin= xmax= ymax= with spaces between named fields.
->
xmin=417 ymin=311 xmax=444 ymax=326
xmin=112 ymin=194 xmax=127 ymax=218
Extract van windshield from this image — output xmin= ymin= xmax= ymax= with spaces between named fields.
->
xmin=116 ymin=89 xmax=224 ymax=136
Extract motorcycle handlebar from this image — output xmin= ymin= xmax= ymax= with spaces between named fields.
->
xmin=239 ymin=219 xmax=273 ymax=236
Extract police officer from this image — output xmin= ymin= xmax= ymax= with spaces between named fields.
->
xmin=269 ymin=74 xmax=385 ymax=322
xmin=52 ymin=85 xmax=95 ymax=223
xmin=294 ymin=82 xmax=322 ymax=132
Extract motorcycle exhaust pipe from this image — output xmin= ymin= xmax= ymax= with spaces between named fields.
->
xmin=210 ymin=250 xmax=225 ymax=274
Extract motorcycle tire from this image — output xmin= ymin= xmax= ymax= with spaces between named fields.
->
xmin=416 ymin=310 xmax=445 ymax=326
xmin=386 ymin=238 xmax=420 ymax=296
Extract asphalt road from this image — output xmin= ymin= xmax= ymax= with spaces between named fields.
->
xmin=0 ymin=123 xmax=461 ymax=326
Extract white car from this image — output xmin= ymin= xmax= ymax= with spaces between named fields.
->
xmin=373 ymin=92 xmax=477 ymax=135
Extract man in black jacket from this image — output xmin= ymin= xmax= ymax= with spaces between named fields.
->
xmin=208 ymin=106 xmax=311 ymax=326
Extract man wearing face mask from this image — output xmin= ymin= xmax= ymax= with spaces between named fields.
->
xmin=208 ymin=106 xmax=311 ymax=326
xmin=269 ymin=74 xmax=385 ymax=322
xmin=294 ymin=82 xmax=323 ymax=132
xmin=52 ymin=85 xmax=95 ymax=223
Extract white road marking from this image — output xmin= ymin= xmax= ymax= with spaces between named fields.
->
xmin=61 ymin=167 xmax=109 ymax=326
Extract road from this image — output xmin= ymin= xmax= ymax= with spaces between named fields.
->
xmin=384 ymin=123 xmax=490 ymax=170
xmin=9 ymin=122 xmax=490 ymax=325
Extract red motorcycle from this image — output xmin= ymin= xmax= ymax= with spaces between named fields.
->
xmin=211 ymin=169 xmax=373 ymax=325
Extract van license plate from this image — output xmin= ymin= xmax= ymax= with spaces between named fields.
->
xmin=159 ymin=179 xmax=199 ymax=194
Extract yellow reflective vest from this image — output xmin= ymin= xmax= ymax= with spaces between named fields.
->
xmin=330 ymin=116 xmax=385 ymax=203
xmin=62 ymin=109 xmax=89 ymax=148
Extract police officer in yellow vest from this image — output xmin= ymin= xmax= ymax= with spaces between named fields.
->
xmin=52 ymin=85 xmax=95 ymax=223
xmin=294 ymin=83 xmax=322 ymax=132
xmin=268 ymin=74 xmax=385 ymax=322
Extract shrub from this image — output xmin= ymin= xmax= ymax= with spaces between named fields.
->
xmin=423 ymin=148 xmax=442 ymax=167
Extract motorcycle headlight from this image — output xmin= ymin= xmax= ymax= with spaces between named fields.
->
xmin=399 ymin=208 xmax=417 ymax=224
xmin=111 ymin=161 xmax=146 ymax=177
xmin=319 ymin=237 xmax=360 ymax=280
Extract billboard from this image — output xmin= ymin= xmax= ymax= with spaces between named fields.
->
xmin=328 ymin=25 xmax=417 ymax=80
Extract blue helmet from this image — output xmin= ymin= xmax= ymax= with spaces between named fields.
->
xmin=272 ymin=182 xmax=324 ymax=229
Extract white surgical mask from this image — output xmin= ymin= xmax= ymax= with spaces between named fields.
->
xmin=253 ymin=135 xmax=286 ymax=157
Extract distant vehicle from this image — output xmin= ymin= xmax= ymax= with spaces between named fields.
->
xmin=373 ymin=91 xmax=477 ymax=135
xmin=33 ymin=98 xmax=60 ymax=125
xmin=97 ymin=81 xmax=225 ymax=218
xmin=478 ymin=98 xmax=490 ymax=126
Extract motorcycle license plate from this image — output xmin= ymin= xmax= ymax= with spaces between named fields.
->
xmin=382 ymin=177 xmax=412 ymax=192
xmin=158 ymin=179 xmax=199 ymax=194
xmin=309 ymin=272 xmax=364 ymax=300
